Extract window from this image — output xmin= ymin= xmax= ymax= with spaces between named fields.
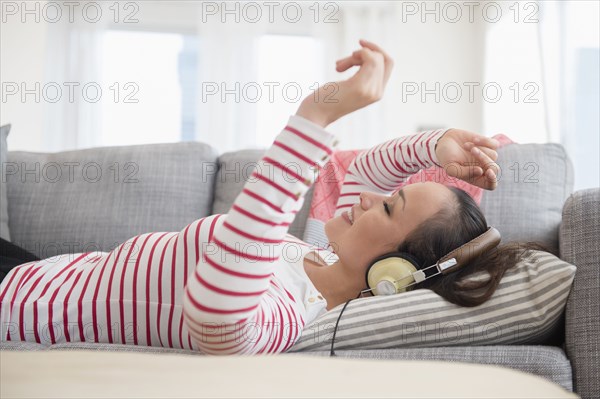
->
xmin=562 ymin=2 xmax=599 ymax=190
xmin=539 ymin=1 xmax=600 ymax=190
xmin=100 ymin=30 xmax=198 ymax=146
xmin=99 ymin=31 xmax=322 ymax=150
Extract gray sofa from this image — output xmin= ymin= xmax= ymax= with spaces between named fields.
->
xmin=1 ymin=140 xmax=598 ymax=398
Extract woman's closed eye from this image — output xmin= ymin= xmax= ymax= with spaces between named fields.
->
xmin=383 ymin=201 xmax=391 ymax=216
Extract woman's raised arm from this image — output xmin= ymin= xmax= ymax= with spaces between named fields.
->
xmin=182 ymin=39 xmax=392 ymax=355
xmin=182 ymin=116 xmax=336 ymax=355
xmin=333 ymin=128 xmax=451 ymax=216
xmin=333 ymin=127 xmax=501 ymax=216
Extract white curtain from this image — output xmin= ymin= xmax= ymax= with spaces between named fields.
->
xmin=482 ymin=0 xmax=599 ymax=189
xmin=193 ymin=2 xmax=399 ymax=153
xmin=538 ymin=1 xmax=599 ymax=190
xmin=481 ymin=1 xmax=547 ymax=143
xmin=40 ymin=1 xmax=490 ymax=153
xmin=311 ymin=3 xmax=391 ymax=150
xmin=195 ymin=13 xmax=268 ymax=153
xmin=40 ymin=0 xmax=599 ymax=193
xmin=44 ymin=1 xmax=107 ymax=151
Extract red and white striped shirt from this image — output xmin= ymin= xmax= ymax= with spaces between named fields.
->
xmin=0 ymin=115 xmax=447 ymax=355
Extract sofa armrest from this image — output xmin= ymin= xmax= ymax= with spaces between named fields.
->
xmin=559 ymin=188 xmax=600 ymax=399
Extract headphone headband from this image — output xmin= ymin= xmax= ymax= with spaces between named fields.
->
xmin=364 ymin=226 xmax=502 ymax=296
xmin=437 ymin=226 xmax=502 ymax=275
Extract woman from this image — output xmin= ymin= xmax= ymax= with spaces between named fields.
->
xmin=0 ymin=40 xmax=509 ymax=355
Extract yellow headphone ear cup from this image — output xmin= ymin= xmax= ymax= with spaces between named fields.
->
xmin=367 ymin=255 xmax=419 ymax=295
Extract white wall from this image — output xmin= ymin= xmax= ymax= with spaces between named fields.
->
xmin=292 ymin=3 xmax=487 ymax=150
xmin=380 ymin=10 xmax=485 ymax=136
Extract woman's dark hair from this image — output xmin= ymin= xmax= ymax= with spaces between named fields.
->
xmin=396 ymin=186 xmax=550 ymax=307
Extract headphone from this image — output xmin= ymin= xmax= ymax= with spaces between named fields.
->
xmin=364 ymin=226 xmax=502 ymax=296
xmin=329 ymin=226 xmax=502 ymax=356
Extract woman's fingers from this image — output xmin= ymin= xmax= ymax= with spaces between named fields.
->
xmin=463 ymin=142 xmax=498 ymax=161
xmin=482 ymin=147 xmax=498 ymax=161
xmin=336 ymin=49 xmax=379 ymax=73
xmin=336 ymin=54 xmax=361 ymax=72
xmin=469 ymin=146 xmax=499 ymax=189
xmin=349 ymin=48 xmax=386 ymax=95
xmin=470 ymin=145 xmax=497 ymax=169
xmin=336 ymin=39 xmax=394 ymax=84
xmin=435 ymin=129 xmax=500 ymax=190
xmin=336 ymin=48 xmax=376 ymax=71
xmin=449 ymin=163 xmax=497 ymax=190
xmin=472 ymin=135 xmax=500 ymax=150
xmin=445 ymin=142 xmax=499 ymax=190
xmin=358 ymin=39 xmax=394 ymax=84
xmin=304 ymin=40 xmax=390 ymax=125
xmin=358 ymin=39 xmax=391 ymax=58
xmin=485 ymin=168 xmax=498 ymax=183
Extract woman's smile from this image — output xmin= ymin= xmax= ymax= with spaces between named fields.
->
xmin=342 ymin=211 xmax=352 ymax=225
xmin=341 ymin=206 xmax=355 ymax=225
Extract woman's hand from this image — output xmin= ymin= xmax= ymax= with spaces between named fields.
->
xmin=296 ymin=39 xmax=394 ymax=127
xmin=435 ymin=129 xmax=500 ymax=190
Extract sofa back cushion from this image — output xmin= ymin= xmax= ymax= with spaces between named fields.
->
xmin=212 ymin=149 xmax=313 ymax=240
xmin=0 ymin=124 xmax=11 ymax=241
xmin=214 ymin=143 xmax=574 ymax=251
xmin=4 ymin=141 xmax=574 ymax=259
xmin=479 ymin=143 xmax=574 ymax=255
xmin=6 ymin=143 xmax=218 ymax=258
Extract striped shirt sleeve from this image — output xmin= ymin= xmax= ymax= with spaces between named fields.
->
xmin=333 ymin=129 xmax=451 ymax=217
xmin=182 ymin=115 xmax=336 ymax=355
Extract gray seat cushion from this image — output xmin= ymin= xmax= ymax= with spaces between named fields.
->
xmin=212 ymin=149 xmax=314 ymax=240
xmin=0 ymin=341 xmax=47 ymax=351
xmin=480 ymin=143 xmax=574 ymax=255
xmin=287 ymin=346 xmax=573 ymax=392
xmin=6 ymin=143 xmax=218 ymax=258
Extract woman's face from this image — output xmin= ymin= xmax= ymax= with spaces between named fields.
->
xmin=324 ymin=182 xmax=454 ymax=272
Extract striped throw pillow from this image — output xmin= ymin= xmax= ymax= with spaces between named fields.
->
xmin=289 ymin=250 xmax=576 ymax=352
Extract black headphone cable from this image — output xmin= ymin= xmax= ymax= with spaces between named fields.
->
xmin=329 ymin=290 xmax=366 ymax=357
